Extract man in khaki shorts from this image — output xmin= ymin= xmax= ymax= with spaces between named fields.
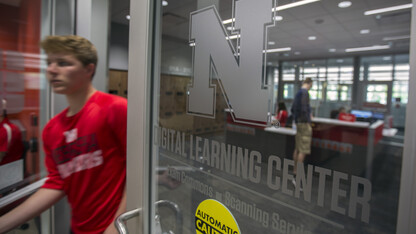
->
xmin=291 ymin=77 xmax=313 ymax=187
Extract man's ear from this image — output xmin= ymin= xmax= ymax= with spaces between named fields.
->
xmin=85 ymin=63 xmax=96 ymax=78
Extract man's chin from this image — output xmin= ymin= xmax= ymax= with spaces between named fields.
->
xmin=51 ymin=88 xmax=68 ymax=94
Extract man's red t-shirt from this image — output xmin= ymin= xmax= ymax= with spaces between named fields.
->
xmin=41 ymin=91 xmax=127 ymax=234
xmin=0 ymin=118 xmax=23 ymax=165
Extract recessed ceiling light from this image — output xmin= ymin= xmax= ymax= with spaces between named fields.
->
xmin=264 ymin=47 xmax=292 ymax=53
xmin=227 ymin=26 xmax=234 ymax=31
xmin=224 ymin=0 xmax=320 ymax=25
xmin=364 ymin=3 xmax=413 ymax=15
xmin=294 ymin=52 xmax=301 ymax=55
xmin=126 ymin=15 xmax=131 ymax=20
xmin=360 ymin=29 xmax=370 ymax=34
xmin=345 ymin=45 xmax=390 ymax=52
xmin=383 ymin=35 xmax=410 ymax=41
xmin=268 ymin=41 xmax=276 ymax=45
xmin=274 ymin=16 xmax=283 ymax=21
xmin=338 ymin=1 xmax=351 ymax=8
xmin=308 ymin=36 xmax=317 ymax=40
xmin=162 ymin=0 xmax=168 ymax=6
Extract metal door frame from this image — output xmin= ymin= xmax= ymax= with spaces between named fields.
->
xmin=126 ymin=0 xmax=416 ymax=233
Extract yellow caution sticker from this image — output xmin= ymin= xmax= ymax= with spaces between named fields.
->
xmin=195 ymin=199 xmax=240 ymax=234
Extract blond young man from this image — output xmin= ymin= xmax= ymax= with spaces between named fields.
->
xmin=0 ymin=35 xmax=127 ymax=234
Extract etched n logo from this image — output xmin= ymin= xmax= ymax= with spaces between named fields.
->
xmin=188 ymin=0 xmax=276 ymax=126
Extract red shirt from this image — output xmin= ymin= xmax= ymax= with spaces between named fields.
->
xmin=277 ymin=110 xmax=288 ymax=127
xmin=0 ymin=118 xmax=23 ymax=165
xmin=338 ymin=112 xmax=356 ymax=122
xmin=42 ymin=91 xmax=127 ymax=234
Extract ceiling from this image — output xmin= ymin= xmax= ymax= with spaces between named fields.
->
xmin=111 ymin=0 xmax=412 ymax=63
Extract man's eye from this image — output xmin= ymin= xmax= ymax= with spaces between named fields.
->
xmin=58 ymin=61 xmax=71 ymax=66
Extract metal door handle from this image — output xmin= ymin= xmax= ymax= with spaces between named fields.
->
xmin=115 ymin=200 xmax=182 ymax=234
xmin=115 ymin=208 xmax=141 ymax=234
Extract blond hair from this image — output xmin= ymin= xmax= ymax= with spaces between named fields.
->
xmin=40 ymin=35 xmax=97 ymax=74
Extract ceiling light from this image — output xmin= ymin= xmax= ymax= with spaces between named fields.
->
xmin=360 ymin=29 xmax=370 ymax=34
xmin=126 ymin=15 xmax=130 ymax=20
xmin=308 ymin=36 xmax=317 ymax=40
xmin=383 ymin=35 xmax=410 ymax=41
xmin=274 ymin=16 xmax=283 ymax=21
xmin=222 ymin=18 xmax=235 ymax=24
xmin=223 ymin=0 xmax=320 ymax=25
xmin=264 ymin=47 xmax=292 ymax=53
xmin=162 ymin=0 xmax=168 ymax=6
xmin=227 ymin=26 xmax=234 ymax=31
xmin=364 ymin=3 xmax=412 ymax=15
xmin=338 ymin=1 xmax=351 ymax=8
xmin=272 ymin=0 xmax=320 ymax=12
xmin=345 ymin=45 xmax=390 ymax=52
xmin=268 ymin=41 xmax=276 ymax=45
xmin=226 ymin=34 xmax=240 ymax=40
xmin=329 ymin=48 xmax=336 ymax=52
xmin=294 ymin=52 xmax=301 ymax=55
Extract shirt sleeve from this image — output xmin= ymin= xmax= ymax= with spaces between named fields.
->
xmin=107 ymin=98 xmax=127 ymax=157
xmin=41 ymin=127 xmax=65 ymax=190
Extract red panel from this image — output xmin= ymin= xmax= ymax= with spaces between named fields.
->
xmin=312 ymin=122 xmax=369 ymax=146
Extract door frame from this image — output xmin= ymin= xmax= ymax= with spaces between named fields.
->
xmin=126 ymin=0 xmax=154 ymax=233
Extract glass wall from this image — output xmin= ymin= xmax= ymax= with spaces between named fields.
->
xmin=146 ymin=0 xmax=412 ymax=233
xmin=0 ymin=0 xmax=49 ymax=230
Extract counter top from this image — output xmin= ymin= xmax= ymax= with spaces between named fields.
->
xmin=264 ymin=126 xmax=296 ymax=135
xmin=312 ymin=117 xmax=370 ymax=128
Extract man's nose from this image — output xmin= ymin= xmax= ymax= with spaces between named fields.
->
xmin=46 ymin=63 xmax=58 ymax=73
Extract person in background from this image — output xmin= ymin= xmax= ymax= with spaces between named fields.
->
xmin=290 ymin=77 xmax=313 ymax=188
xmin=0 ymin=35 xmax=127 ymax=234
xmin=338 ymin=107 xmax=356 ymax=122
xmin=276 ymin=102 xmax=288 ymax=127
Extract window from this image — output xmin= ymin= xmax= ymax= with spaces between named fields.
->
xmin=326 ymin=58 xmax=353 ymax=102
xmin=283 ymin=83 xmax=294 ymax=99
xmin=366 ymin=84 xmax=388 ymax=105
xmin=392 ymin=81 xmax=408 ymax=104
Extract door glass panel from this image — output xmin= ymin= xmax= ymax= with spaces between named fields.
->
xmin=151 ymin=0 xmax=412 ymax=233
xmin=0 ymin=0 xmax=49 ymax=201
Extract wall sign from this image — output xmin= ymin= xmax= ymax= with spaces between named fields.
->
xmin=188 ymin=0 xmax=277 ymax=126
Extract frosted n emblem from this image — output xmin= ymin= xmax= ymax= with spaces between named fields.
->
xmin=188 ymin=0 xmax=276 ymax=125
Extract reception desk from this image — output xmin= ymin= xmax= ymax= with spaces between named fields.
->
xmin=226 ymin=115 xmax=384 ymax=180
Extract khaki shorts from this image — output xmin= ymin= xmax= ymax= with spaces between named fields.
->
xmin=295 ymin=123 xmax=312 ymax=154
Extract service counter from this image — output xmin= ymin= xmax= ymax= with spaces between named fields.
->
xmin=225 ymin=114 xmax=385 ymax=180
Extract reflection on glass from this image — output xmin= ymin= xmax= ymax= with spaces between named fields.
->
xmin=154 ymin=0 xmax=411 ymax=233
xmin=0 ymin=0 xmax=45 ymax=201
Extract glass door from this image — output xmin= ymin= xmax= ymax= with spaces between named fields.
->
xmin=126 ymin=0 xmax=416 ymax=233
